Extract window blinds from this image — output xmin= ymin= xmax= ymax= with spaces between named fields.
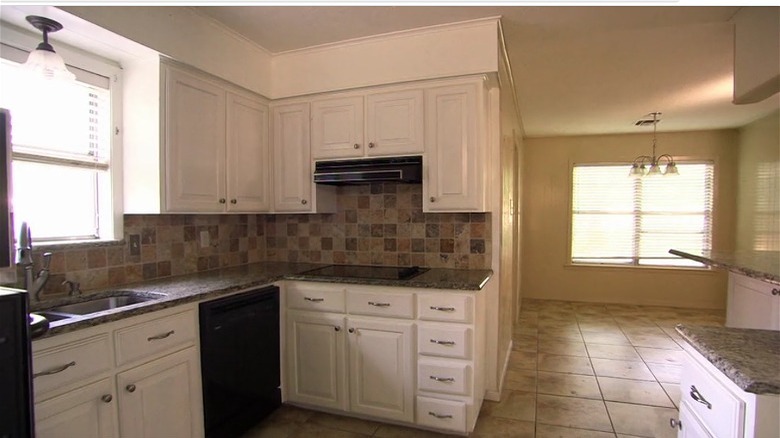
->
xmin=571 ymin=163 xmax=714 ymax=267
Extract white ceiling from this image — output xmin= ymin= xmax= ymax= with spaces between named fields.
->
xmin=196 ymin=5 xmax=779 ymax=137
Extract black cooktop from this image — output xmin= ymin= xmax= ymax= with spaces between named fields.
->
xmin=300 ymin=265 xmax=429 ymax=280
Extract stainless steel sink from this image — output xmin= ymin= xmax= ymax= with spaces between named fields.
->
xmin=32 ymin=310 xmax=73 ymax=322
xmin=50 ymin=295 xmax=155 ymax=314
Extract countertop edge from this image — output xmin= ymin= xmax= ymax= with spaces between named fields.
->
xmin=668 ymin=249 xmax=780 ymax=284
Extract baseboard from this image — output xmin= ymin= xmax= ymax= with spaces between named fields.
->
xmin=484 ymin=340 xmax=512 ymax=401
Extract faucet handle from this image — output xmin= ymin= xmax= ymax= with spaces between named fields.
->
xmin=62 ymin=280 xmax=81 ymax=296
xmin=41 ymin=252 xmax=52 ymax=269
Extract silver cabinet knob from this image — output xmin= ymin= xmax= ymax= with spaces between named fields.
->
xmin=429 ymin=197 xmax=436 ymax=202
xmin=368 ymin=142 xmax=375 ymax=148
xmin=334 ymin=326 xmax=341 ymax=332
xmin=219 ymin=198 xmax=226 ymax=204
xmin=772 ymin=288 xmax=779 ymax=296
xmin=126 ymin=384 xmax=136 ymax=393
xmin=669 ymin=418 xmax=682 ymax=430
xmin=101 ymin=394 xmax=113 ymax=403
xmin=353 ymin=143 xmax=360 ymax=149
xmin=348 ymin=328 xmax=355 ymax=333
xmin=230 ymin=199 xmax=237 ymax=204
xmin=301 ymin=199 xmax=308 ymax=205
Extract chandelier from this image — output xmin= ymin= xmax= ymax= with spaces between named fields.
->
xmin=629 ymin=112 xmax=679 ymax=177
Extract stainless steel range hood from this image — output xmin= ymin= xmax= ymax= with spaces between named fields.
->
xmin=313 ymin=155 xmax=422 ymax=185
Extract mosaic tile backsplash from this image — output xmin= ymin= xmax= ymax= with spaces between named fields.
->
xmin=11 ymin=183 xmax=490 ymax=298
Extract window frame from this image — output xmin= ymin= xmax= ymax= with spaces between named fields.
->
xmin=566 ymin=159 xmax=717 ymax=271
xmin=1 ymin=24 xmax=123 ymax=245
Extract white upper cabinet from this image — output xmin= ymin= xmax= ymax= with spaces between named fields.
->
xmin=311 ymin=89 xmax=424 ymax=160
xmin=424 ymin=80 xmax=486 ymax=212
xmin=272 ymin=103 xmax=314 ymax=212
xmin=226 ymin=92 xmax=271 ymax=212
xmin=163 ymin=63 xmax=271 ymax=213
xmin=164 ymin=67 xmax=227 ymax=213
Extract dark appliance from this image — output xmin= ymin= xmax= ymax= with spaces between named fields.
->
xmin=313 ymin=155 xmax=422 ymax=185
xmin=199 ymin=286 xmax=281 ymax=438
xmin=300 ymin=264 xmax=429 ymax=280
xmin=0 ymin=288 xmax=35 ymax=438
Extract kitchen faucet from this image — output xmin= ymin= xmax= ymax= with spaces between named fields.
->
xmin=15 ymin=222 xmax=51 ymax=302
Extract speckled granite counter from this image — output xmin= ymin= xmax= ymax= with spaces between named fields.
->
xmin=676 ymin=324 xmax=780 ymax=394
xmin=30 ymin=262 xmax=493 ymax=339
xmin=669 ymin=249 xmax=780 ymax=284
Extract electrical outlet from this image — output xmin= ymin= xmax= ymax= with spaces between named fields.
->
xmin=200 ymin=230 xmax=210 ymax=248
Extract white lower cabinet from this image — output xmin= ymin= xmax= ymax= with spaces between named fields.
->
xmin=726 ymin=272 xmax=780 ymax=331
xmin=283 ymin=281 xmax=484 ymax=434
xmin=33 ymin=304 xmax=203 ymax=438
xmin=35 ymin=378 xmax=116 ymax=438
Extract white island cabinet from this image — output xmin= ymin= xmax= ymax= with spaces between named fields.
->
xmin=726 ymin=271 xmax=780 ymax=331
xmin=32 ymin=304 xmax=203 ymax=438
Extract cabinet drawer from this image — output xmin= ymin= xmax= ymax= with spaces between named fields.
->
xmin=115 ymin=309 xmax=196 ymax=366
xmin=680 ymin=355 xmax=745 ymax=438
xmin=418 ymin=324 xmax=472 ymax=359
xmin=287 ymin=283 xmax=346 ymax=313
xmin=418 ymin=359 xmax=472 ymax=396
xmin=346 ymin=290 xmax=414 ymax=319
xmin=418 ymin=293 xmax=473 ymax=323
xmin=33 ymin=334 xmax=111 ymax=397
xmin=416 ymin=396 xmax=466 ymax=432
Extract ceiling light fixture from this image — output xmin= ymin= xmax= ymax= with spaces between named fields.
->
xmin=628 ymin=112 xmax=679 ymax=177
xmin=23 ymin=15 xmax=75 ymax=82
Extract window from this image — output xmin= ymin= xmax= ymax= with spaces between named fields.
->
xmin=571 ymin=163 xmax=714 ymax=268
xmin=0 ymin=41 xmax=120 ymax=243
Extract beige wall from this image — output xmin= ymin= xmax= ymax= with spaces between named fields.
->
xmin=736 ymin=110 xmax=780 ymax=251
xmin=521 ymin=130 xmax=738 ymax=309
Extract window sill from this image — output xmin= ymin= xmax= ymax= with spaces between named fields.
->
xmin=31 ymin=239 xmax=125 ymax=251
xmin=564 ymin=262 xmax=717 ymax=274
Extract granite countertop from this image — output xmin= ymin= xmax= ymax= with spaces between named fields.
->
xmin=676 ymin=324 xmax=780 ymax=395
xmin=31 ymin=262 xmax=493 ymax=339
xmin=669 ymin=249 xmax=780 ymax=284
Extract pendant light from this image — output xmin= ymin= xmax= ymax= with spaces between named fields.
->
xmin=23 ymin=15 xmax=75 ymax=82
xmin=628 ymin=112 xmax=679 ymax=178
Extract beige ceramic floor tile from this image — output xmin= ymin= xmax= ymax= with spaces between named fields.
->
xmin=537 ymin=371 xmax=602 ymax=399
xmin=471 ymin=416 xmax=535 ymax=438
xmin=625 ymin=334 xmax=681 ymax=350
xmin=647 ymin=362 xmax=682 ymax=384
xmin=591 ymin=358 xmax=656 ymax=381
xmin=582 ymin=332 xmax=631 ymax=346
xmin=578 ymin=323 xmax=622 ymax=333
xmin=373 ymin=424 xmax=458 ymax=438
xmin=585 ymin=344 xmax=642 ymax=361
xmin=536 ymin=424 xmax=617 ymax=438
xmin=304 ymin=412 xmax=380 ymax=435
xmin=481 ymin=390 xmax=536 ymax=422
xmin=620 ymin=326 xmax=667 ymax=337
xmin=538 ymin=353 xmax=594 ymax=375
xmin=606 ymin=401 xmax=678 ymax=438
xmin=635 ymin=347 xmax=686 ymax=365
xmin=241 ymin=421 xmax=302 ymax=438
xmin=597 ymin=376 xmax=675 ymax=407
xmin=661 ymin=383 xmax=682 ymax=408
xmin=539 ymin=340 xmax=588 ymax=357
xmin=505 ymin=367 xmax=537 ymax=392
xmin=536 ymin=394 xmax=613 ymax=432
xmin=509 ymin=350 xmax=538 ymax=370
xmin=266 ymin=405 xmax=314 ymax=424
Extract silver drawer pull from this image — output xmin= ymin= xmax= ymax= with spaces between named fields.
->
xmin=430 ymin=339 xmax=456 ymax=346
xmin=368 ymin=301 xmax=390 ymax=307
xmin=34 ymin=361 xmax=76 ymax=378
xmin=304 ymin=297 xmax=324 ymax=302
xmin=430 ymin=375 xmax=455 ymax=383
xmin=430 ymin=306 xmax=455 ymax=312
xmin=428 ymin=411 xmax=453 ymax=419
xmin=147 ymin=330 xmax=175 ymax=341
xmin=689 ymin=385 xmax=712 ymax=409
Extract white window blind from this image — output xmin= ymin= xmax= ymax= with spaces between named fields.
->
xmin=0 ymin=55 xmax=112 ymax=242
xmin=571 ymin=163 xmax=714 ymax=268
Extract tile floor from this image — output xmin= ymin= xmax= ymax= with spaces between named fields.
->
xmin=241 ymin=298 xmax=725 ymax=438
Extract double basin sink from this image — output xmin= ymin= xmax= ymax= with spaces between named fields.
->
xmin=32 ymin=291 xmax=166 ymax=323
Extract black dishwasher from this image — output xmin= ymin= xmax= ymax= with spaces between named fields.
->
xmin=199 ymin=286 xmax=281 ymax=438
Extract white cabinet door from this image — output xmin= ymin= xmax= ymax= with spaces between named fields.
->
xmin=366 ymin=89 xmax=424 ymax=157
xmin=347 ymin=317 xmax=414 ymax=422
xmin=164 ymin=66 xmax=226 ymax=212
xmin=286 ymin=311 xmax=348 ymax=411
xmin=311 ymin=96 xmax=364 ymax=159
xmin=678 ymin=401 xmax=714 ymax=438
xmin=424 ymin=82 xmax=484 ymax=212
xmin=272 ymin=103 xmax=313 ymax=212
xmin=116 ymin=347 xmax=203 ymax=438
xmin=35 ymin=378 xmax=116 ymax=438
xmin=226 ymin=92 xmax=271 ymax=212
xmin=727 ymin=272 xmax=780 ymax=330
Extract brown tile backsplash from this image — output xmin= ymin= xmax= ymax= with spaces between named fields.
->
xmin=9 ymin=183 xmax=490 ymax=299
